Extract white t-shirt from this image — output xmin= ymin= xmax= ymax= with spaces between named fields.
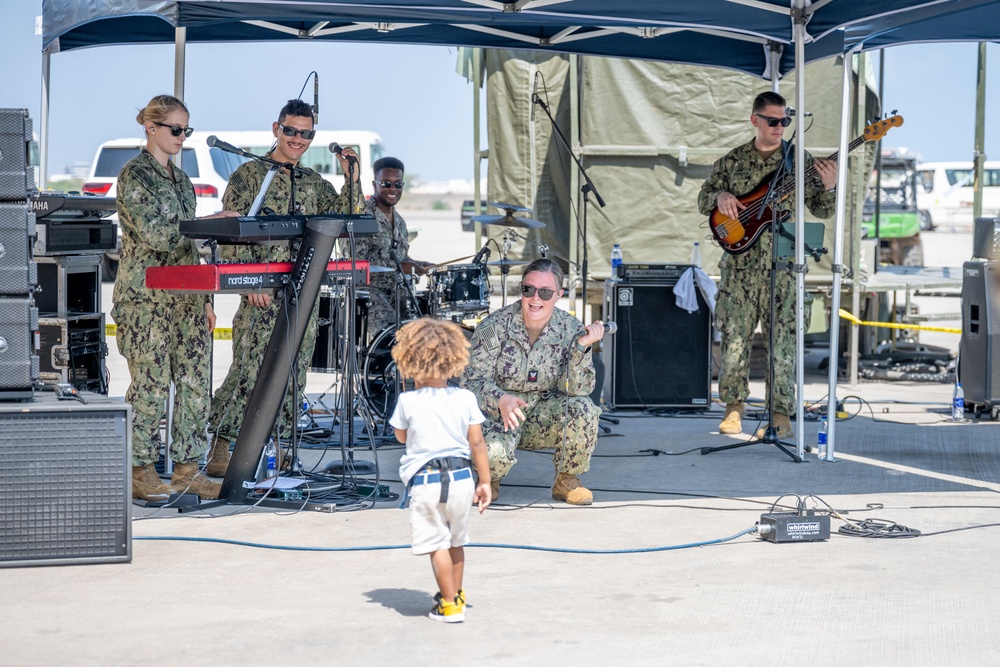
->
xmin=390 ymin=386 xmax=486 ymax=486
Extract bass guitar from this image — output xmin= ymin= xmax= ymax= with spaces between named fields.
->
xmin=708 ymin=115 xmax=903 ymax=255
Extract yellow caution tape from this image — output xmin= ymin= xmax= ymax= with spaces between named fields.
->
xmin=838 ymin=308 xmax=961 ymax=334
xmin=106 ymin=323 xmax=234 ymax=340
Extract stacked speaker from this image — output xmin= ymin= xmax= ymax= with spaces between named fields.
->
xmin=0 ymin=109 xmax=38 ymax=401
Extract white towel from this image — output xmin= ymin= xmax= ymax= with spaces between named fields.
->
xmin=674 ymin=267 xmax=718 ymax=314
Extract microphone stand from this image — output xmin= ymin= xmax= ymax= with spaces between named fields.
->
xmin=533 ymin=93 xmax=606 ymax=321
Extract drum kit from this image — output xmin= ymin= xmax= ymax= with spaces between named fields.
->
xmin=310 ymin=202 xmax=549 ymax=422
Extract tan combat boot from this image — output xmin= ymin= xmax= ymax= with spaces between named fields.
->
xmin=552 ymin=472 xmax=593 ymax=505
xmin=756 ymin=413 xmax=794 ymax=439
xmin=171 ymin=462 xmax=222 ymax=499
xmin=132 ymin=464 xmax=174 ymax=501
xmin=718 ymin=403 xmax=744 ymax=435
xmin=490 ymin=478 xmax=501 ymax=502
xmin=205 ymin=437 xmax=231 ymax=477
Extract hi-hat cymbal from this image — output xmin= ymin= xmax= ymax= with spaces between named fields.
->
xmin=487 ymin=201 xmax=532 ymax=214
xmin=471 ymin=214 xmax=546 ymax=229
xmin=487 ymin=259 xmax=528 ymax=267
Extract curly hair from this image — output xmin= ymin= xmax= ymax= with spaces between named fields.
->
xmin=391 ymin=318 xmax=470 ymax=383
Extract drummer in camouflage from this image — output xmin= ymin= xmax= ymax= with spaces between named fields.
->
xmin=205 ymin=98 xmax=364 ymax=477
xmin=461 ymin=258 xmax=604 ymax=505
xmin=356 ymin=157 xmax=432 ymax=337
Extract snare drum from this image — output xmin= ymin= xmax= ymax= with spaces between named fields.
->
xmin=428 ymin=263 xmax=489 ymax=314
xmin=310 ymin=288 xmax=370 ymax=373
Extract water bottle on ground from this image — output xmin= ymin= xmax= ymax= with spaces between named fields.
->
xmin=690 ymin=242 xmax=702 ymax=269
xmin=817 ymin=419 xmax=828 ymax=459
xmin=952 ymin=381 xmax=965 ymax=421
xmin=610 ymin=244 xmax=623 ymax=281
xmin=264 ymin=439 xmax=278 ymax=478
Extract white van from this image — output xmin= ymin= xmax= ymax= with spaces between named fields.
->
xmin=84 ymin=130 xmax=384 ymax=278
xmin=916 ymin=161 xmax=1000 ymax=230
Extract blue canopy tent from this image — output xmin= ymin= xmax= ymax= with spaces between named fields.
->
xmin=39 ymin=0 xmax=994 ymax=459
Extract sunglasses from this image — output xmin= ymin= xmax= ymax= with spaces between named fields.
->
xmin=277 ymin=123 xmax=317 ymax=140
xmin=154 ymin=122 xmax=194 ymax=138
xmin=375 ymin=180 xmax=405 ymax=189
xmin=755 ymin=113 xmax=792 ymax=128
xmin=520 ymin=284 xmax=557 ymax=301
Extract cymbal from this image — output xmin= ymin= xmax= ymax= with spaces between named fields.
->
xmin=488 ymin=259 xmax=528 ymax=267
xmin=471 ymin=214 xmax=546 ymax=229
xmin=487 ymin=201 xmax=531 ymax=214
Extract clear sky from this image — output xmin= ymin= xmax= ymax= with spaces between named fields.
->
xmin=1 ymin=2 xmax=997 ymax=182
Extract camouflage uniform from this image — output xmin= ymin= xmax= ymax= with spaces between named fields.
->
xmin=461 ymin=302 xmax=600 ymax=479
xmin=208 ymin=158 xmax=363 ymax=441
xmin=356 ymin=198 xmax=416 ymax=338
xmin=111 ymin=150 xmax=212 ymax=467
xmin=698 ymin=139 xmax=835 ymax=414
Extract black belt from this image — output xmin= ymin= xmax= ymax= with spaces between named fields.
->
xmin=420 ymin=457 xmax=472 ymax=503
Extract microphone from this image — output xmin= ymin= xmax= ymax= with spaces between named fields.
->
xmin=785 ymin=106 xmax=813 ymax=117
xmin=530 ymin=72 xmax=539 ymax=121
xmin=473 ymin=242 xmax=491 ymax=264
xmin=313 ymin=73 xmax=319 ymax=125
xmin=329 ymin=142 xmax=358 ymax=163
xmin=206 ymin=135 xmax=249 ymax=157
xmin=603 ymin=321 xmax=618 ymax=335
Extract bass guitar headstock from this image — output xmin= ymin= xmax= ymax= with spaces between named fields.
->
xmin=863 ymin=114 xmax=904 ymax=142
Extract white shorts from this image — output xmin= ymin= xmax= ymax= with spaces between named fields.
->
xmin=408 ymin=473 xmax=475 ymax=555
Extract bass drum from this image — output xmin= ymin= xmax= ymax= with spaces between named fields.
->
xmin=361 ymin=321 xmax=474 ymax=419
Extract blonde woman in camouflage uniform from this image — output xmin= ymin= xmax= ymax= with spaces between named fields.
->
xmin=698 ymin=91 xmax=837 ymax=438
xmin=113 ymin=94 xmax=240 ymax=501
xmin=206 ymin=99 xmax=364 ymax=477
xmin=461 ymin=258 xmax=604 ymax=505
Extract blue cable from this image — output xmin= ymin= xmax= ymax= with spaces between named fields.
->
xmin=135 ymin=526 xmax=757 ymax=554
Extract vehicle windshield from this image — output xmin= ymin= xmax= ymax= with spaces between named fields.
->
xmin=94 ymin=146 xmax=198 ymax=178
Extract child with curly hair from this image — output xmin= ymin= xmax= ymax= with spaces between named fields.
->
xmin=389 ymin=318 xmax=491 ymax=623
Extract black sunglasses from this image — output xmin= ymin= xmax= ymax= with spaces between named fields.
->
xmin=375 ymin=180 xmax=405 ymax=189
xmin=520 ymin=284 xmax=557 ymax=301
xmin=277 ymin=123 xmax=317 ymax=140
xmin=755 ymin=113 xmax=792 ymax=128
xmin=154 ymin=122 xmax=194 ymax=138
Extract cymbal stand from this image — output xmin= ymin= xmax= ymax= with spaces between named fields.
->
xmin=506 ymin=229 xmax=580 ymax=272
xmin=500 ymin=229 xmax=515 ymax=307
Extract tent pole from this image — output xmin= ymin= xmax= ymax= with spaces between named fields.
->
xmin=473 ymin=48 xmax=483 ymax=257
xmin=793 ymin=1 xmax=806 ymax=460
xmin=973 ymin=42 xmax=987 ymax=220
xmin=173 ymin=27 xmax=186 ymax=170
xmin=39 ymin=50 xmax=51 ymax=190
xmin=826 ymin=46 xmax=861 ymax=462
xmin=568 ymin=54 xmax=581 ymax=319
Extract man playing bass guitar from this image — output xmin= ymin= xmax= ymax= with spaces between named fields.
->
xmin=697 ymin=91 xmax=837 ymax=438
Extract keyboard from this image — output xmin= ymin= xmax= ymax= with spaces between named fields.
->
xmin=146 ymin=260 xmax=370 ymax=293
xmin=178 ymin=214 xmax=378 ymax=244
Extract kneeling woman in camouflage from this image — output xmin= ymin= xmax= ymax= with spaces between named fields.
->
xmin=461 ymin=258 xmax=604 ymax=505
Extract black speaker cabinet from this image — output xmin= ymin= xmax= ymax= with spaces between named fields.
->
xmin=602 ymin=279 xmax=712 ymax=409
xmin=0 ymin=395 xmax=131 ymax=567
xmin=960 ymin=260 xmax=1000 ymax=408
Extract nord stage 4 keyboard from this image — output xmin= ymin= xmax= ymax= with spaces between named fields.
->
xmin=146 ymin=260 xmax=370 ymax=293
xmin=179 ymin=214 xmax=378 ymax=244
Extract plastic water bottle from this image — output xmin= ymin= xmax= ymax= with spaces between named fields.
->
xmin=952 ymin=381 xmax=965 ymax=421
xmin=610 ymin=244 xmax=623 ymax=280
xmin=264 ymin=439 xmax=278 ymax=478
xmin=817 ymin=419 xmax=828 ymax=459
xmin=690 ymin=242 xmax=702 ymax=269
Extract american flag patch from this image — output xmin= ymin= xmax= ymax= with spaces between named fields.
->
xmin=477 ymin=321 xmax=502 ymax=352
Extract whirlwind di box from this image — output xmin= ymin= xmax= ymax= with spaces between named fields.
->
xmin=758 ymin=512 xmax=831 ymax=543
xmin=602 ymin=273 xmax=712 ymax=410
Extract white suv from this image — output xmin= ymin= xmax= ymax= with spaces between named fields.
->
xmin=83 ymin=133 xmax=249 ymax=279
